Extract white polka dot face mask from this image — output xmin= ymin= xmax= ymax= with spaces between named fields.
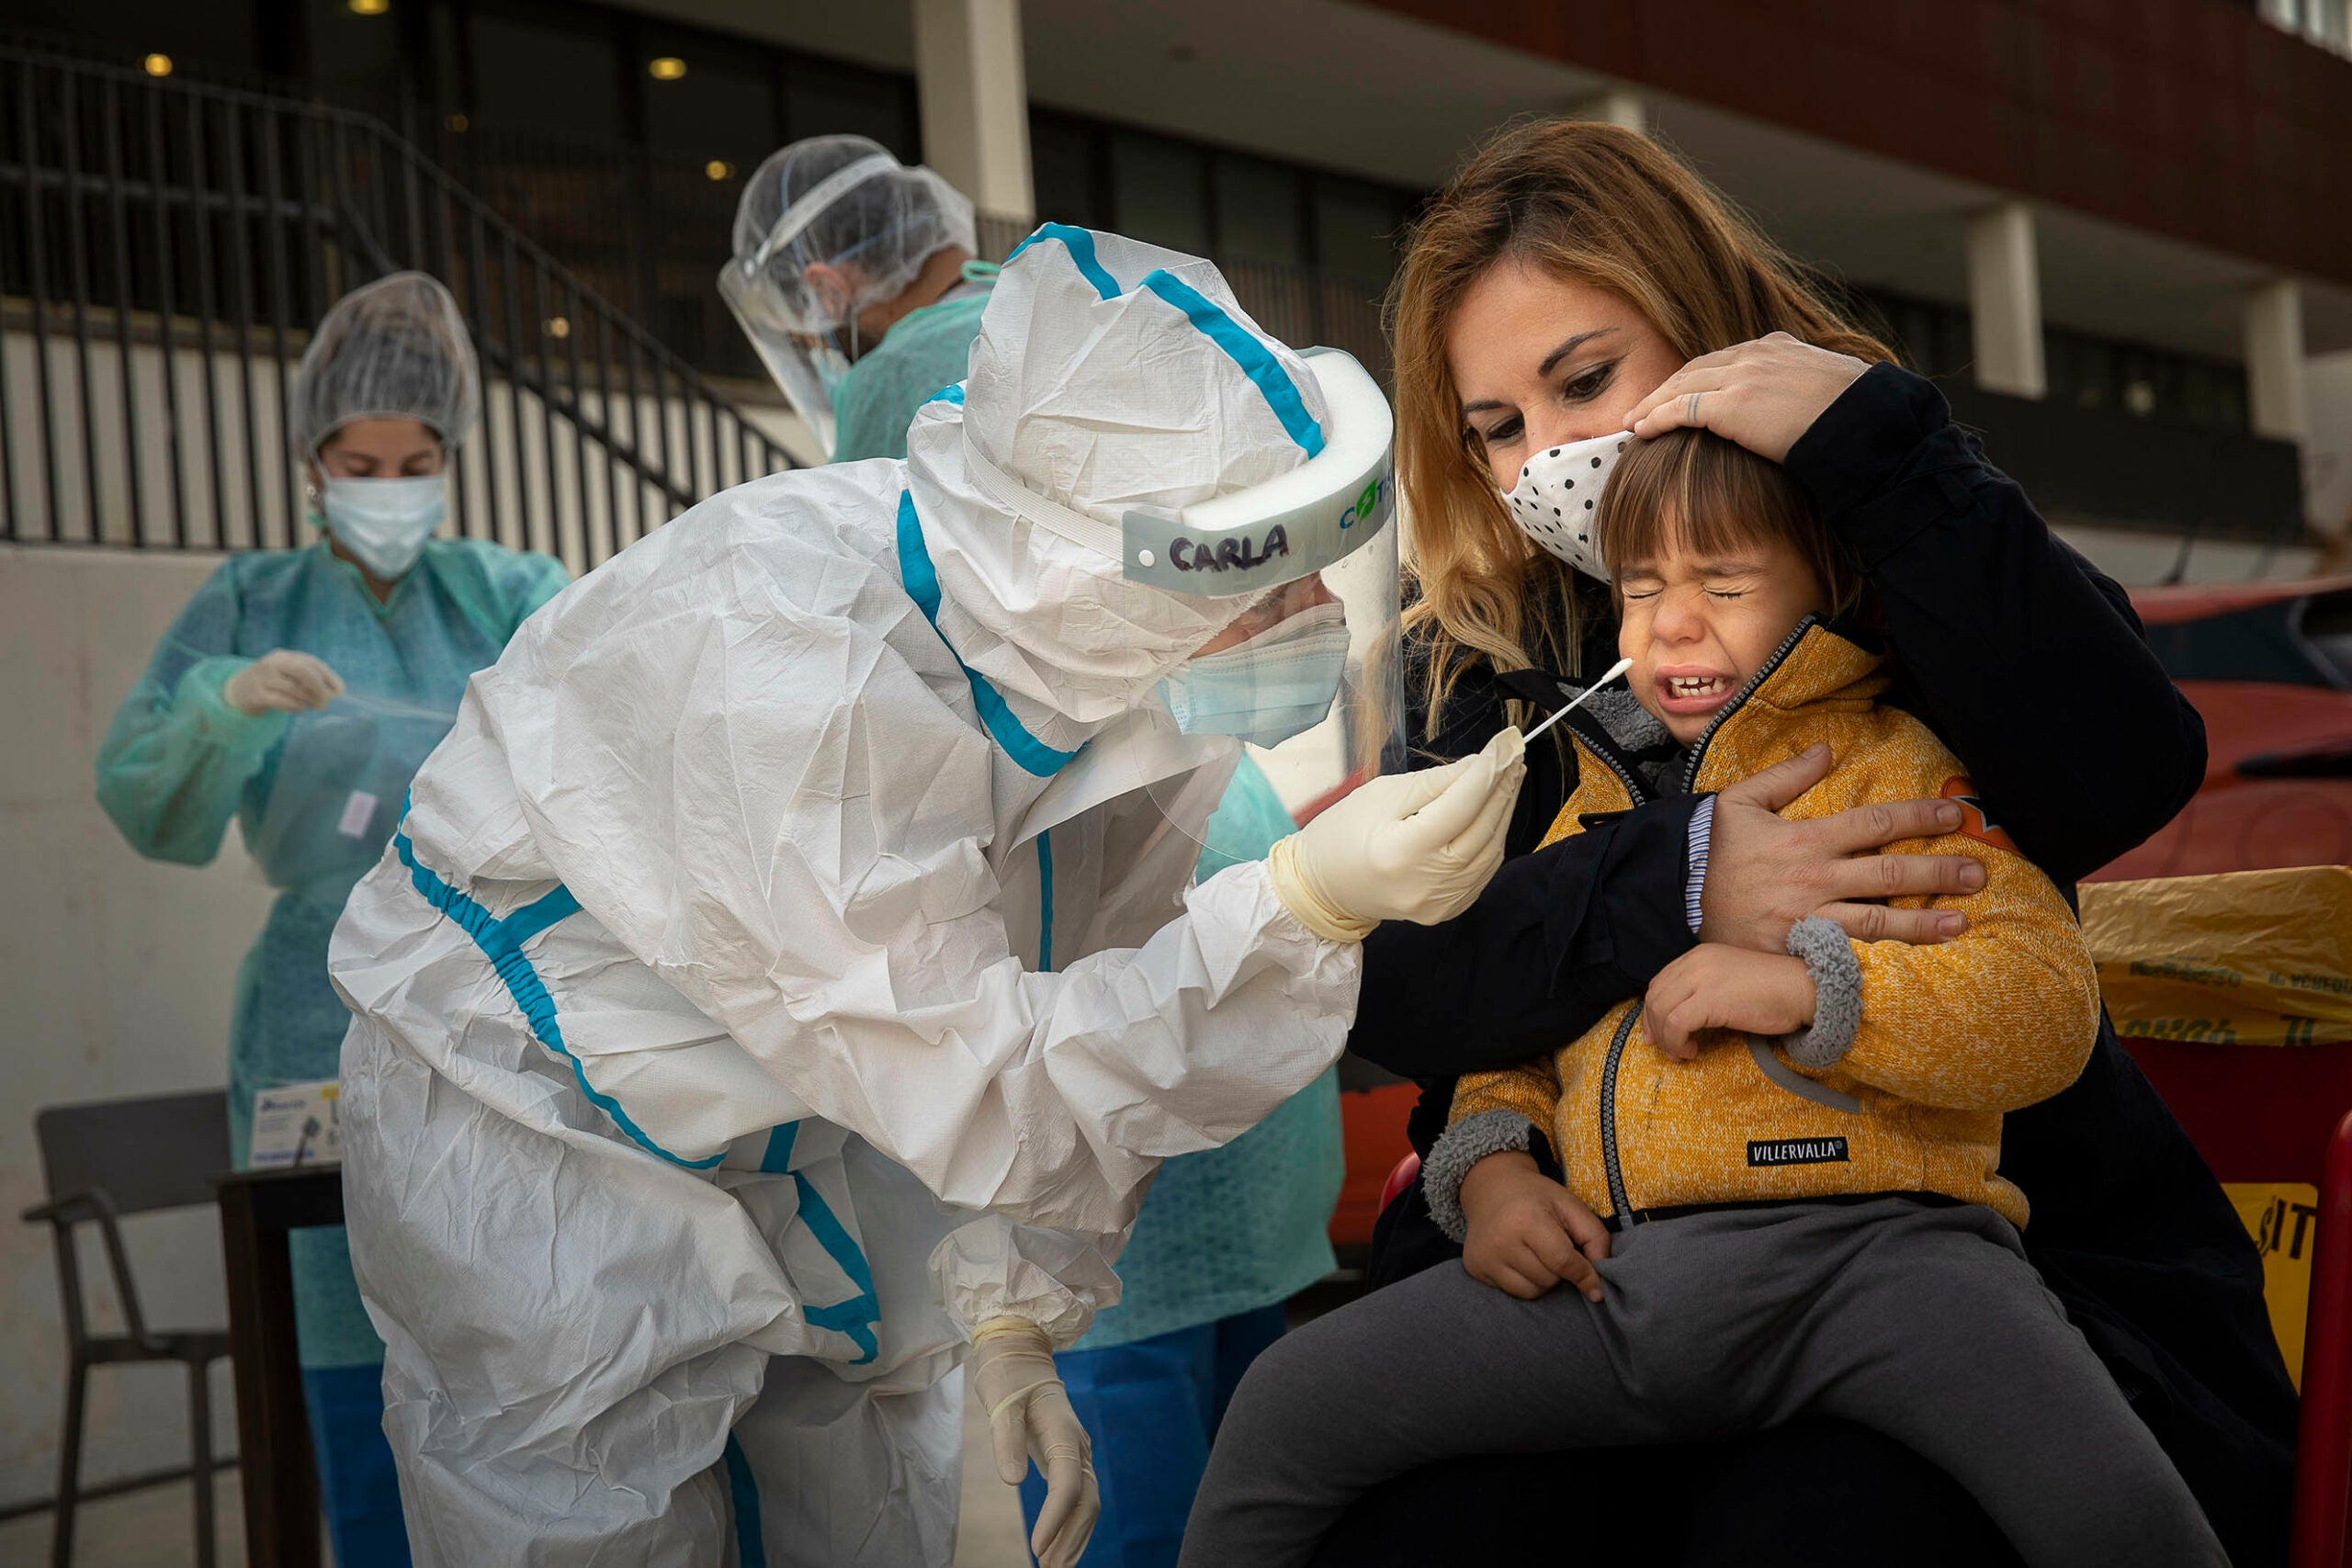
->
xmin=1498 ymin=430 xmax=1633 ymax=581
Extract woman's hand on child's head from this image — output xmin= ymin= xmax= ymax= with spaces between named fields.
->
xmin=1458 ymin=1153 xmax=1611 ymax=1303
xmin=1618 ymin=332 xmax=1870 ymax=464
xmin=1645 ymin=944 xmax=1817 ymax=1060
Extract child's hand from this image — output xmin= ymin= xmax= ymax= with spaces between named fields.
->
xmin=1645 ymin=944 xmax=1816 ymax=1060
xmin=1458 ymin=1151 xmax=1611 ymax=1303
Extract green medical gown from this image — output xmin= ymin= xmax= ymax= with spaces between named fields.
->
xmin=96 ymin=535 xmax=568 ymax=1369
xmin=1068 ymin=757 xmax=1345 ymax=1350
xmin=831 ymin=283 xmax=994 ymax=463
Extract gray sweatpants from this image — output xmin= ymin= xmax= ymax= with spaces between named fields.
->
xmin=1180 ymin=1198 xmax=2226 ymax=1567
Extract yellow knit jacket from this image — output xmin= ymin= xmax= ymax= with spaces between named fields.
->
xmin=1446 ymin=622 xmax=2101 ymax=1231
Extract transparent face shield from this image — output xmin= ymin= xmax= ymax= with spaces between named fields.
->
xmin=719 ymin=259 xmax=847 ymax=459
xmin=1079 ymin=349 xmax=1408 ymax=860
xmin=1163 ymin=521 xmax=1406 ymax=840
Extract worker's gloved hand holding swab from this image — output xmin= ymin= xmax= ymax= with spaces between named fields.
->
xmin=1522 ymin=656 xmax=1634 ymax=746
xmin=1268 ymin=726 xmax=1530 ymax=942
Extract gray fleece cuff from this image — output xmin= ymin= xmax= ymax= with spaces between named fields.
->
xmin=1783 ymin=916 xmax=1862 ymax=1067
xmin=1423 ymin=1110 xmax=1538 ymax=1244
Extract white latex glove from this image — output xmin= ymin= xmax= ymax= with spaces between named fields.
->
xmin=222 ymin=649 xmax=345 ymax=716
xmin=968 ymin=1317 xmax=1099 ymax=1568
xmin=1267 ymin=727 xmax=1527 ymax=942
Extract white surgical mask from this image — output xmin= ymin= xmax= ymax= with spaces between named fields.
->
xmin=1498 ymin=430 xmax=1633 ymax=581
xmin=316 ymin=475 xmax=446 ymax=580
xmin=1159 ymin=601 xmax=1351 ymax=749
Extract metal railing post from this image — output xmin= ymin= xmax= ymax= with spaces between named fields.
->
xmin=258 ymin=104 xmax=299 ymax=547
xmin=143 ymin=77 xmax=189 ymax=548
xmin=184 ymin=86 xmax=231 ymax=548
xmin=465 ymin=205 xmax=511 ymax=548
xmin=219 ymin=96 xmax=268 ymax=550
xmin=58 ymin=68 xmax=102 ymax=542
xmin=4 ymin=57 xmax=51 ymax=541
xmin=99 ymin=73 xmax=150 ymax=546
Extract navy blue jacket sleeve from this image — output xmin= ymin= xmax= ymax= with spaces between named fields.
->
xmin=1784 ymin=364 xmax=2207 ymax=885
xmin=1344 ymin=795 xmax=1700 ymax=1081
xmin=1346 ymin=641 xmax=1701 ymax=1084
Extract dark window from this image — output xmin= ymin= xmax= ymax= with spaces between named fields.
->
xmin=1863 ymin=290 xmax=2248 ymax=433
xmin=11 ymin=0 xmax=268 ymax=79
xmin=1312 ymin=179 xmax=1405 ymax=284
xmin=2046 ymin=323 xmax=2247 ymax=430
xmin=303 ymin=0 xmax=404 ymax=106
xmin=1110 ymin=131 xmax=1210 ymax=254
xmin=1030 ymin=114 xmax=1102 ymax=229
xmin=469 ymin=9 xmax=623 ymax=145
xmin=1215 ymin=156 xmax=1306 ymax=266
xmin=782 ymin=55 xmax=917 ymax=162
xmin=639 ymin=29 xmax=777 ymax=170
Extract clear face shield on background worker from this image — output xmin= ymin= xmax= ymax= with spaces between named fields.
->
xmin=718 ymin=136 xmax=978 ymax=458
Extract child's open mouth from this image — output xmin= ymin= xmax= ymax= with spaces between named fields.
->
xmin=1656 ymin=670 xmax=1736 ymax=716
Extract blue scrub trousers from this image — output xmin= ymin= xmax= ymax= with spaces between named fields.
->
xmin=300 ymin=1364 xmax=412 ymax=1568
xmin=1017 ymin=1303 xmax=1288 ymax=1567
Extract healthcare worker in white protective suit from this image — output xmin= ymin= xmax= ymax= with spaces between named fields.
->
xmin=328 ymin=224 xmax=1528 ymax=1568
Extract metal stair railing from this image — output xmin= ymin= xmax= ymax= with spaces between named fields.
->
xmin=0 ymin=43 xmax=797 ymax=569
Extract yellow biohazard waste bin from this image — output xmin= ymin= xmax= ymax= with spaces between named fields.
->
xmin=2083 ymin=864 xmax=2352 ymax=1388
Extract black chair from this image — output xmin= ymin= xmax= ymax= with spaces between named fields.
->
xmin=23 ymin=1089 xmax=233 ymax=1568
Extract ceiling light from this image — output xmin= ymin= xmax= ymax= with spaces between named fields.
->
xmin=648 ymin=57 xmax=686 ymax=81
xmin=348 ymin=0 xmax=390 ymax=15
xmin=141 ymin=53 xmax=173 ymax=77
xmin=705 ymin=159 xmax=734 ymax=181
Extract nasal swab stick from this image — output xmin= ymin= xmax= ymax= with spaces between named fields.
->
xmin=1521 ymin=657 xmax=1634 ymax=746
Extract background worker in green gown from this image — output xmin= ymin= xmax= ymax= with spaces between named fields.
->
xmin=724 ymin=138 xmax=1349 ymax=1565
xmin=96 ymin=271 xmax=569 ymax=1568
xmin=721 ymin=133 xmax=997 ymax=462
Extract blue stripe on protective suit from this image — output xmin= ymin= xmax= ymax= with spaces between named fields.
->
xmin=1005 ymin=222 xmax=1123 ymax=299
xmin=758 ymin=1122 xmax=881 ymax=1366
xmin=1001 ymin=226 xmax=1321 ymax=457
xmin=895 ymin=491 xmax=1078 ymax=778
xmin=393 ymin=829 xmax=725 ymax=1171
xmin=723 ymin=1435 xmax=767 ymax=1568
xmin=925 ymin=381 xmax=966 ymax=406
xmin=1038 ymin=831 xmax=1055 ymax=973
xmin=1136 ymin=270 xmax=1324 ymax=457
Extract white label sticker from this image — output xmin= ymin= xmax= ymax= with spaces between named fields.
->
xmin=337 ymin=790 xmax=379 ymax=838
xmin=249 ymin=1080 xmax=342 ymax=1168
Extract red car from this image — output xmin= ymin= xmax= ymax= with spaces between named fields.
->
xmin=2094 ymin=576 xmax=2352 ymax=882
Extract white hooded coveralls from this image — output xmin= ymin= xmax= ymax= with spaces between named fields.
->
xmin=328 ymin=227 xmax=1365 ymax=1565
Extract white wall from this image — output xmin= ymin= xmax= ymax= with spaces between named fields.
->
xmin=0 ymin=547 xmax=273 ymax=1509
xmin=2307 ymin=348 xmax=2352 ymax=539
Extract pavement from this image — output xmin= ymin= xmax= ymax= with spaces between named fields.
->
xmin=0 ymin=1368 xmax=1036 ymax=1567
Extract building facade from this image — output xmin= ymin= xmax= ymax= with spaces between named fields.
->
xmin=19 ymin=0 xmax=2349 ymax=579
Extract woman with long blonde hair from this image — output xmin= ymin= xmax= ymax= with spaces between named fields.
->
xmin=1279 ymin=119 xmax=2289 ymax=1566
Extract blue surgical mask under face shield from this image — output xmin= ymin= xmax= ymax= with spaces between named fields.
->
xmin=1158 ymin=600 xmax=1351 ymax=748
xmin=313 ymin=475 xmax=446 ymax=580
